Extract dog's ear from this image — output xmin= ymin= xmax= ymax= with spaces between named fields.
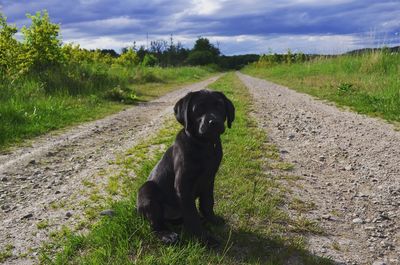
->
xmin=216 ymin=92 xmax=235 ymax=128
xmin=174 ymin=92 xmax=194 ymax=131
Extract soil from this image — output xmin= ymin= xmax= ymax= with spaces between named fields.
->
xmin=238 ymin=72 xmax=399 ymax=265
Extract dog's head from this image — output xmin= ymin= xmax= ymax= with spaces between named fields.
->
xmin=174 ymin=90 xmax=235 ymax=140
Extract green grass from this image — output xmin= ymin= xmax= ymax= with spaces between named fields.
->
xmin=0 ymin=65 xmax=215 ymax=150
xmin=243 ymin=51 xmax=400 ymax=123
xmin=39 ymin=73 xmax=331 ymax=265
xmin=0 ymin=244 xmax=14 ymax=263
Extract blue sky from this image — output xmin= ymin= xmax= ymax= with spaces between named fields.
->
xmin=1 ymin=0 xmax=399 ymax=55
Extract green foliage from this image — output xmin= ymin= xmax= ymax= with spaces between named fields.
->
xmin=0 ymin=244 xmax=14 ymax=262
xmin=186 ymin=37 xmax=220 ymax=66
xmin=116 ymin=47 xmax=140 ymax=67
xmin=256 ymin=51 xmax=309 ymax=67
xmin=337 ymin=82 xmax=354 ymax=93
xmin=21 ymin=10 xmax=64 ymax=72
xmin=105 ymin=85 xmax=138 ymax=103
xmin=186 ymin=50 xmax=215 ymax=65
xmin=141 ymin=53 xmax=158 ymax=67
xmin=0 ymin=14 xmax=26 ymax=80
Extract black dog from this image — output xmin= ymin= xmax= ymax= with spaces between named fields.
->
xmin=137 ymin=89 xmax=235 ymax=247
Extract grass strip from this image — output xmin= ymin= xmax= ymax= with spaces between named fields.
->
xmin=41 ymin=73 xmax=332 ymax=265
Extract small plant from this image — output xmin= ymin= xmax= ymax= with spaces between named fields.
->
xmin=104 ymin=85 xmax=138 ymax=103
xmin=337 ymin=82 xmax=354 ymax=93
xmin=0 ymin=244 xmax=14 ymax=262
xmin=37 ymin=220 xmax=49 ymax=229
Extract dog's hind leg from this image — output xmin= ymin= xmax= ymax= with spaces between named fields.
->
xmin=137 ymin=181 xmax=178 ymax=244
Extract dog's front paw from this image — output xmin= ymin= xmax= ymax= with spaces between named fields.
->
xmin=204 ymin=235 xmax=220 ymax=249
xmin=205 ymin=215 xmax=225 ymax=226
xmin=156 ymin=231 xmax=179 ymax=244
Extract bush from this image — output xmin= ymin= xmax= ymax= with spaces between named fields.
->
xmin=134 ymin=67 xmax=162 ymax=83
xmin=21 ymin=10 xmax=64 ymax=72
xmin=141 ymin=54 xmax=158 ymax=67
xmin=104 ymin=85 xmax=137 ymax=103
xmin=0 ymin=15 xmax=27 ymax=80
xmin=116 ymin=48 xmax=140 ymax=67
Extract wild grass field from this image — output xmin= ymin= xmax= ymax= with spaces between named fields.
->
xmin=243 ymin=51 xmax=400 ymax=123
xmin=39 ymin=73 xmax=332 ymax=265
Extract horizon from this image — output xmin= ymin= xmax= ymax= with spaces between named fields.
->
xmin=1 ymin=0 xmax=399 ymax=55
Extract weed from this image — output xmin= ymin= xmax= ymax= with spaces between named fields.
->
xmin=0 ymin=244 xmax=14 ymax=263
xmin=337 ymin=82 xmax=354 ymax=93
xmin=37 ymin=220 xmax=49 ymax=230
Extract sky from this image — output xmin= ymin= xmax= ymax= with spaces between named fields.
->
xmin=1 ymin=0 xmax=399 ymax=55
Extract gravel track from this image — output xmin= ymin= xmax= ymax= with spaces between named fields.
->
xmin=0 ymin=76 xmax=220 ymax=264
xmin=238 ymin=72 xmax=400 ymax=265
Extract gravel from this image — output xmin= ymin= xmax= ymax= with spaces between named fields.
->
xmin=238 ymin=72 xmax=400 ymax=265
xmin=0 ymin=76 xmax=220 ymax=264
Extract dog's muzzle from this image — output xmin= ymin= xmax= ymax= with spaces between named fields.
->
xmin=199 ymin=117 xmax=225 ymax=136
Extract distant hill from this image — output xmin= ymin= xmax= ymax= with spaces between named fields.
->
xmin=346 ymin=46 xmax=400 ymax=55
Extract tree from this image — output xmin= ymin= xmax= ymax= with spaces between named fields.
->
xmin=22 ymin=10 xmax=64 ymax=71
xmin=192 ymin=37 xmax=220 ymax=56
xmin=0 ymin=14 xmax=26 ymax=79
xmin=186 ymin=37 xmax=220 ymax=66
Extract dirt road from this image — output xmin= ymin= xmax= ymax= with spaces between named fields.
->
xmin=0 ymin=76 xmax=220 ymax=264
xmin=238 ymin=72 xmax=399 ymax=265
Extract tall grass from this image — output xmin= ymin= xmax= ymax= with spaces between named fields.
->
xmin=243 ymin=51 xmax=400 ymax=122
xmin=0 ymin=64 xmax=215 ymax=150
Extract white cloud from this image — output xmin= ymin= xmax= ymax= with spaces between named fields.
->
xmin=63 ymin=30 xmax=364 ymax=55
xmin=68 ymin=16 xmax=141 ymax=29
xmin=191 ymin=0 xmax=222 ymax=15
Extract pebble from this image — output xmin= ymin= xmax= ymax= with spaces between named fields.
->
xmin=100 ymin=209 xmax=115 ymax=217
xmin=21 ymin=213 xmax=33 ymax=219
xmin=66 ymin=211 xmax=72 ymax=218
xmin=372 ymin=261 xmax=386 ymax=265
xmin=345 ymin=165 xmax=353 ymax=171
xmin=352 ymin=218 xmax=363 ymax=224
xmin=1 ymin=177 xmax=8 ymax=182
xmin=322 ymin=214 xmax=331 ymax=220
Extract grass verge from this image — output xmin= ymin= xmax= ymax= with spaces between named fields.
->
xmin=40 ymin=73 xmax=332 ymax=264
xmin=0 ymin=66 xmax=215 ymax=151
xmin=242 ymin=51 xmax=400 ymax=124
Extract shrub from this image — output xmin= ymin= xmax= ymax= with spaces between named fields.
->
xmin=0 ymin=14 xmax=27 ymax=80
xmin=116 ymin=48 xmax=140 ymax=67
xmin=104 ymin=85 xmax=137 ymax=103
xmin=141 ymin=54 xmax=158 ymax=67
xmin=21 ymin=10 xmax=64 ymax=72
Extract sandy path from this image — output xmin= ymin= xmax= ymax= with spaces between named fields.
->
xmin=0 ymin=75 xmax=220 ymax=264
xmin=238 ymin=72 xmax=399 ymax=265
